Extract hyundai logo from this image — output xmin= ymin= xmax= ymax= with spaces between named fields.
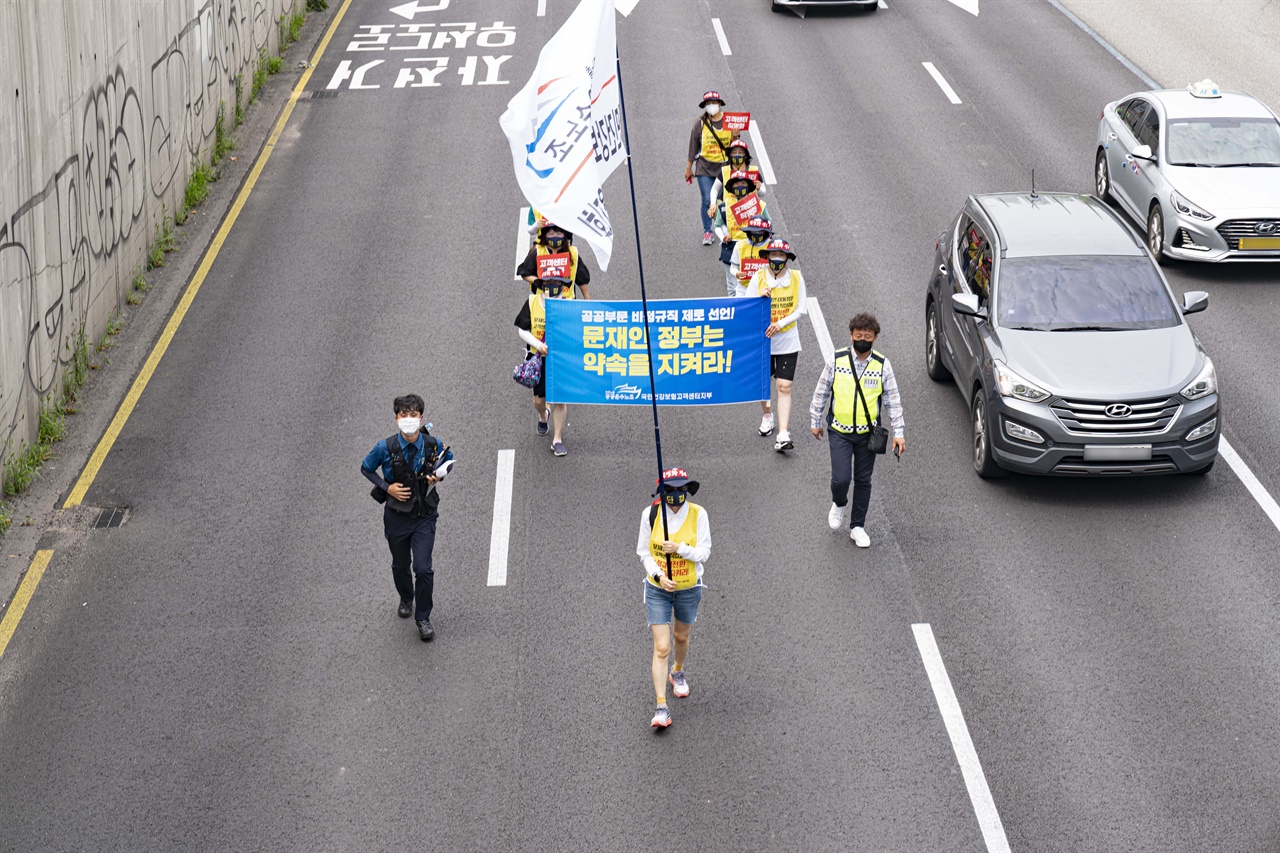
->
xmin=1105 ymin=403 xmax=1132 ymax=418
xmin=1257 ymin=221 xmax=1279 ymax=234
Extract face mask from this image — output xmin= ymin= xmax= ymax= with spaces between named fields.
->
xmin=397 ymin=416 xmax=422 ymax=434
xmin=768 ymin=258 xmax=787 ymax=274
xmin=749 ymin=233 xmax=768 ymax=245
xmin=663 ymin=489 xmax=688 ymax=508
xmin=546 ymin=235 xmax=565 ymax=251
xmin=705 ymin=103 xmax=721 ymax=116
xmin=544 ymin=283 xmax=566 ymax=298
xmin=852 ymin=339 xmax=873 ymax=354
xmin=730 ymin=155 xmax=746 ymax=167
xmin=731 ymin=185 xmax=750 ymax=198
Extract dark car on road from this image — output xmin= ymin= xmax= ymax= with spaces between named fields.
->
xmin=925 ymin=192 xmax=1219 ymax=478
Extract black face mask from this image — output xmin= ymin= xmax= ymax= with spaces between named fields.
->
xmin=731 ymin=185 xmax=750 ymax=198
xmin=768 ymin=258 xmax=787 ymax=274
xmin=730 ymin=156 xmax=746 ymax=168
xmin=852 ymin=339 xmax=873 ymax=354
xmin=545 ymin=234 xmax=566 ymax=251
xmin=543 ymin=283 xmax=568 ymax=298
xmin=663 ymin=489 xmax=688 ymax=508
xmin=748 ymin=233 xmax=768 ymax=245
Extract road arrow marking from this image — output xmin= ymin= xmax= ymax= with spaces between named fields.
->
xmin=389 ymin=0 xmax=448 ymax=20
xmin=946 ymin=0 xmax=979 ymax=14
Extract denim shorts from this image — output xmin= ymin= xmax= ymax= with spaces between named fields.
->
xmin=645 ymin=581 xmax=703 ymax=625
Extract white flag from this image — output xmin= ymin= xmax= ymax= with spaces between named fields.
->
xmin=499 ymin=0 xmax=626 ymax=270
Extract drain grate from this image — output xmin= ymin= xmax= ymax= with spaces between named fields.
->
xmin=92 ymin=507 xmax=129 ymax=529
xmin=310 ymin=90 xmax=338 ymax=99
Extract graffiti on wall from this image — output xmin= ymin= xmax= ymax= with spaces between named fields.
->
xmin=0 ymin=0 xmax=292 ymax=459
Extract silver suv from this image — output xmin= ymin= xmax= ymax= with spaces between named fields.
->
xmin=925 ymin=192 xmax=1220 ymax=477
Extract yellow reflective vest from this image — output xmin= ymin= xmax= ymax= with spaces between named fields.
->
xmin=647 ymin=504 xmax=702 ymax=591
xmin=831 ymin=349 xmax=886 ymax=435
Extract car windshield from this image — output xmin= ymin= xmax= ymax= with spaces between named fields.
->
xmin=1166 ymin=117 xmax=1280 ymax=166
xmin=996 ymin=256 xmax=1181 ymax=331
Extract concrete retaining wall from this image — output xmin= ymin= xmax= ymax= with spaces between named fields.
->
xmin=1 ymin=0 xmax=300 ymax=465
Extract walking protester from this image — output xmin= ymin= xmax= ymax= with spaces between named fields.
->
xmin=361 ymin=394 xmax=455 ymax=641
xmin=730 ymin=217 xmax=773 ymax=298
xmin=808 ymin=313 xmax=906 ymax=548
xmin=638 ymin=468 xmax=712 ymax=730
xmin=745 ymin=239 xmax=807 ymax=451
xmin=518 ymin=221 xmax=592 ymax=298
xmin=712 ymin=170 xmax=771 ymax=297
xmin=515 ymin=264 xmax=576 ymax=456
xmin=684 ymin=90 xmax=739 ymax=247
xmin=706 ymin=138 xmax=766 ymax=212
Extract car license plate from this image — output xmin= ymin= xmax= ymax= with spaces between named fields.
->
xmin=1238 ymin=237 xmax=1280 ymax=250
xmin=1084 ymin=445 xmax=1152 ymax=461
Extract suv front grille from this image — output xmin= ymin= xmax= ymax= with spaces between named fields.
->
xmin=1050 ymin=397 xmax=1181 ymax=435
xmin=1216 ymin=219 xmax=1280 ymax=250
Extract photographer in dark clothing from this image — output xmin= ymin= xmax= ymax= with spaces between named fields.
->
xmin=361 ymin=394 xmax=455 ymax=641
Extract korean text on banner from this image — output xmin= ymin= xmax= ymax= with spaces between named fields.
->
xmin=739 ymin=257 xmax=766 ymax=281
xmin=721 ymin=111 xmax=751 ymax=131
xmin=730 ymin=192 xmax=761 ymax=222
xmin=538 ymin=252 xmax=573 ymax=280
xmin=498 ymin=0 xmax=626 ymax=270
xmin=544 ymin=297 xmax=771 ymax=406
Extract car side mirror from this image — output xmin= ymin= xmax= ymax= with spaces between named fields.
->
xmin=1131 ymin=143 xmax=1153 ymax=161
xmin=952 ymin=292 xmax=987 ymax=319
xmin=1181 ymin=290 xmax=1209 ymax=315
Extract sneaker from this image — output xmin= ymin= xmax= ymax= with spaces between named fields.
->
xmin=850 ymin=526 xmax=871 ymax=548
xmin=758 ymin=414 xmax=774 ymax=437
xmin=669 ymin=670 xmax=690 ymax=698
xmin=702 ymin=231 xmax=714 ymax=246
xmin=552 ymin=441 xmax=568 ymax=457
xmin=536 ymin=406 xmax=550 ymax=436
xmin=828 ymin=502 xmax=846 ymax=530
xmin=650 ymin=703 xmax=672 ymax=728
xmin=774 ymin=430 xmax=793 ymax=452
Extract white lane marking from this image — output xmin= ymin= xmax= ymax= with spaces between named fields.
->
xmin=922 ymin=62 xmax=962 ymax=105
xmin=615 ymin=0 xmax=639 ymax=15
xmin=807 ymin=296 xmax=834 ymax=363
xmin=515 ymin=206 xmax=530 ymax=281
xmin=711 ymin=18 xmax=732 ymax=56
xmin=537 ymin=0 xmax=546 ymax=16
xmin=1219 ymin=437 xmax=1280 ymax=534
xmin=1044 ymin=0 xmax=1158 ymax=88
xmin=913 ymin=624 xmax=1011 ymax=853
xmin=945 ymin=0 xmax=979 ymax=14
xmin=877 ymin=0 xmax=887 ymax=8
xmin=488 ymin=450 xmax=516 ymax=587
xmin=746 ymin=121 xmax=776 ymax=186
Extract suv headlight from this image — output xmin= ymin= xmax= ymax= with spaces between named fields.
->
xmin=994 ymin=361 xmax=1050 ymax=403
xmin=1181 ymin=358 xmax=1217 ymax=400
xmin=1170 ymin=190 xmax=1214 ymax=221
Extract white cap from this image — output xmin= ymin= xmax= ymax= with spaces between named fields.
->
xmin=1188 ymin=79 xmax=1221 ymax=98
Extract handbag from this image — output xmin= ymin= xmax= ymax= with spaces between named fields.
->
xmin=513 ymin=350 xmax=543 ymax=388
xmin=847 ymin=350 xmax=890 ymax=454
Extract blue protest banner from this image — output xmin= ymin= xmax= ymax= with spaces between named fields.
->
xmin=544 ymin=297 xmax=770 ymax=406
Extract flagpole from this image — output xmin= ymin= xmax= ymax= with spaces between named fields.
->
xmin=613 ymin=51 xmax=673 ymax=578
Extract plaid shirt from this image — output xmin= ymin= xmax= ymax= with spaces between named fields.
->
xmin=809 ymin=349 xmax=905 ymax=437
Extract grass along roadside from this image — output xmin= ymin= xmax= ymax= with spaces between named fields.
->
xmin=0 ymin=5 xmax=323 ymax=535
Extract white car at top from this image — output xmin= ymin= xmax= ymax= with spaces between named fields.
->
xmin=1095 ymin=80 xmax=1280 ymax=263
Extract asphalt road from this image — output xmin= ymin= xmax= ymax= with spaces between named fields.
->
xmin=1 ymin=0 xmax=1278 ymax=851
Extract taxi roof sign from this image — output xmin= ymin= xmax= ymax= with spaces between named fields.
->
xmin=1188 ymin=79 xmax=1221 ymax=98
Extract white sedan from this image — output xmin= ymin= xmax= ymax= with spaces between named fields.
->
xmin=1095 ymin=80 xmax=1280 ymax=263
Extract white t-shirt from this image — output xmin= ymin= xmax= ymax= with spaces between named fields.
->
xmin=745 ymin=268 xmax=807 ymax=355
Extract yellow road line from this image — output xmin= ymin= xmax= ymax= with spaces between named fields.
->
xmin=0 ymin=550 xmax=54 ymax=659
xmin=63 ymin=0 xmax=355 ymax=508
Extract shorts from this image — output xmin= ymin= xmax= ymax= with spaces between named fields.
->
xmin=771 ymin=352 xmax=798 ymax=381
xmin=533 ymin=372 xmax=546 ymax=398
xmin=645 ymin=581 xmax=703 ymax=625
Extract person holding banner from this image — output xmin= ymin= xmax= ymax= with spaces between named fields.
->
xmin=684 ymin=91 xmax=739 ymax=247
xmin=730 ymin=217 xmax=773 ymax=298
xmin=637 ymin=468 xmax=712 ymax=730
xmin=808 ymin=313 xmax=906 ymax=548
xmin=713 ymin=171 xmax=771 ymax=297
xmin=744 ymin=239 xmax=807 ymax=451
xmin=518 ymin=222 xmax=592 ymax=299
xmin=514 ymin=264 xmax=577 ymax=456
xmin=707 ymin=138 xmax=766 ymax=216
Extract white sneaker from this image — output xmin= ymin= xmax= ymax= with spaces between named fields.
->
xmin=827 ymin=502 xmax=846 ymax=530
xmin=758 ymin=414 xmax=774 ymax=436
xmin=774 ymin=430 xmax=793 ymax=452
xmin=850 ymin=526 xmax=871 ymax=548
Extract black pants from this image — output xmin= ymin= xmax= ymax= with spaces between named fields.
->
xmin=828 ymin=430 xmax=877 ymax=528
xmin=383 ymin=508 xmax=437 ymax=620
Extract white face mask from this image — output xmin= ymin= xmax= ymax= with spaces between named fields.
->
xmin=397 ymin=416 xmax=422 ymax=435
xmin=705 ymin=103 xmax=721 ymax=116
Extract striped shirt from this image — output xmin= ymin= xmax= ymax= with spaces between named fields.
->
xmin=809 ymin=349 xmax=905 ymax=437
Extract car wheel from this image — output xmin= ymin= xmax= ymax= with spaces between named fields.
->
xmin=925 ymin=302 xmax=951 ymax=381
xmin=1094 ymin=150 xmax=1111 ymax=202
xmin=1189 ymin=460 xmax=1215 ymax=475
xmin=972 ymin=394 xmax=1006 ymax=479
xmin=1146 ymin=203 xmax=1166 ymax=265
